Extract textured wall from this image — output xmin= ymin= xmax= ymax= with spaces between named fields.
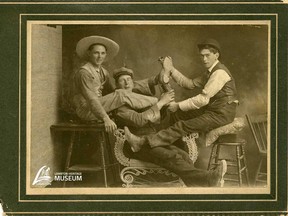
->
xmin=30 ymin=24 xmax=62 ymax=185
xmin=62 ymin=24 xmax=269 ymax=184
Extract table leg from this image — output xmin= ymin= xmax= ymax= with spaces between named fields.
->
xmin=99 ymin=132 xmax=108 ymax=187
xmin=63 ymin=131 xmax=76 ymax=187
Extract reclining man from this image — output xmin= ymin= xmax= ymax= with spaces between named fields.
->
xmin=113 ymin=67 xmax=227 ymax=187
xmin=124 ymin=39 xmax=238 ymax=154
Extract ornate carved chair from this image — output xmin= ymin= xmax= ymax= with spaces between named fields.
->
xmin=113 ymin=117 xmax=246 ymax=188
xmin=114 ymin=129 xmax=199 ymax=187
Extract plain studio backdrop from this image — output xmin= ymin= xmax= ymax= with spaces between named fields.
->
xmin=62 ymin=24 xmax=268 ymax=116
xmin=30 ymin=23 xmax=268 ymax=187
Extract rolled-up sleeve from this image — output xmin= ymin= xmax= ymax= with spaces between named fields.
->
xmin=171 ymin=68 xmax=204 ymax=89
xmin=178 ymin=69 xmax=231 ymax=111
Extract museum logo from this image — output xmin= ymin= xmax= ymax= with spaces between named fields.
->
xmin=54 ymin=172 xmax=83 ymax=182
xmin=32 ymin=166 xmax=52 ymax=187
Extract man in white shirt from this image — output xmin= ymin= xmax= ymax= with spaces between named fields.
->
xmin=125 ymin=39 xmax=238 ymax=152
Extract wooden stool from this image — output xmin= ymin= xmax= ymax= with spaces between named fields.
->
xmin=207 ymin=134 xmax=249 ymax=187
xmin=50 ymin=122 xmax=119 ymax=187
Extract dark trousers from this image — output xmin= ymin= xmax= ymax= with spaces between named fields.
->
xmin=134 ymin=144 xmax=211 ymax=187
xmin=146 ymin=103 xmax=237 ymax=148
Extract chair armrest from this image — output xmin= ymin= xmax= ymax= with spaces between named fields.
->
xmin=182 ymin=133 xmax=199 ymax=163
xmin=114 ymin=129 xmax=131 ymax=166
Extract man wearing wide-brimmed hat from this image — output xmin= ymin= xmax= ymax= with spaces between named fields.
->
xmin=73 ymin=36 xmax=159 ymax=133
xmin=124 ymin=39 xmax=237 ymax=182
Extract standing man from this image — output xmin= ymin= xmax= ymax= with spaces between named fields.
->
xmin=113 ymin=67 xmax=227 ymax=187
xmin=72 ymin=36 xmax=158 ymax=133
xmin=125 ymin=39 xmax=238 ymax=152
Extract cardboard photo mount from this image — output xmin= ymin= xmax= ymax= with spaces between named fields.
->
xmin=0 ymin=1 xmax=287 ymax=215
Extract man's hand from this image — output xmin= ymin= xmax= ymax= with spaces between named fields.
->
xmin=168 ymin=101 xmax=180 ymax=112
xmin=160 ymin=90 xmax=175 ymax=105
xmin=103 ymin=116 xmax=117 ymax=133
xmin=157 ymin=90 xmax=175 ymax=109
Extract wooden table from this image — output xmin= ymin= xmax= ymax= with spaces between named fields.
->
xmin=50 ymin=122 xmax=119 ymax=187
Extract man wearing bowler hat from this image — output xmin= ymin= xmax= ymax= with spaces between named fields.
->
xmin=125 ymin=38 xmax=238 ymax=163
xmin=73 ymin=36 xmax=159 ymax=133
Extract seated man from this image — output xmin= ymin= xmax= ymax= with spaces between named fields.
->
xmin=124 ymin=39 xmax=238 ymax=152
xmin=113 ymin=67 xmax=227 ymax=187
xmin=73 ymin=35 xmax=159 ymax=133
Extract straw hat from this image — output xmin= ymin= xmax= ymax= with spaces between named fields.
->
xmin=76 ymin=36 xmax=119 ymax=61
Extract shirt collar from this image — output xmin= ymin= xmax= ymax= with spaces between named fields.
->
xmin=208 ymin=60 xmax=219 ymax=73
xmin=88 ymin=62 xmax=101 ymax=73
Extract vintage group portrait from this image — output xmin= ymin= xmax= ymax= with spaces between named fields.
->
xmin=3 ymin=4 xmax=284 ymax=213
xmin=24 ymin=19 xmax=271 ymax=197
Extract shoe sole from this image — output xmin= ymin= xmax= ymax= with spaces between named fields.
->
xmin=220 ymin=160 xmax=227 ymax=187
xmin=221 ymin=160 xmax=227 ymax=177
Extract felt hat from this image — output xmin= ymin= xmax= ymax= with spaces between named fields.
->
xmin=76 ymin=36 xmax=120 ymax=61
xmin=113 ymin=67 xmax=134 ymax=80
xmin=197 ymin=38 xmax=221 ymax=53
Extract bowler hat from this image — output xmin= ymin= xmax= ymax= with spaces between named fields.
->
xmin=76 ymin=36 xmax=119 ymax=61
xmin=197 ymin=38 xmax=221 ymax=53
xmin=113 ymin=67 xmax=134 ymax=80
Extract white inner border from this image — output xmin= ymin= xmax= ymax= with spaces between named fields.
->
xmin=23 ymin=18 xmax=273 ymax=200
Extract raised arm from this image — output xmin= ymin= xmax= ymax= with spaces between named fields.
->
xmin=170 ymin=68 xmax=204 ymax=89
xmin=161 ymin=56 xmax=203 ymax=89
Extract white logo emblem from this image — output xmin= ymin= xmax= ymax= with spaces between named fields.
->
xmin=32 ymin=166 xmax=52 ymax=187
xmin=0 ymin=200 xmax=5 ymax=215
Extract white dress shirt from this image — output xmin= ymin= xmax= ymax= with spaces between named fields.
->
xmin=171 ymin=60 xmax=231 ymax=111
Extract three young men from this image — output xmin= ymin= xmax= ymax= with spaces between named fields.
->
xmin=72 ymin=36 xmax=235 ymax=187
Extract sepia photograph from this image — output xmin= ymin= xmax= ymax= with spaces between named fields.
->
xmin=0 ymin=2 xmax=287 ymax=214
xmin=26 ymin=20 xmax=270 ymax=195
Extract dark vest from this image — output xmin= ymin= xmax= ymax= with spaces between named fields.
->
xmin=207 ymin=62 xmax=237 ymax=109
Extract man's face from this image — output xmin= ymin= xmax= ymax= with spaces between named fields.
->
xmin=200 ymin=48 xmax=219 ymax=69
xmin=116 ymin=75 xmax=134 ymax=91
xmin=88 ymin=44 xmax=107 ymax=66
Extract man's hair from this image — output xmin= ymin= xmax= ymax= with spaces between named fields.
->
xmin=88 ymin=43 xmax=108 ymax=51
xmin=198 ymin=44 xmax=219 ymax=55
xmin=114 ymin=74 xmax=133 ymax=85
